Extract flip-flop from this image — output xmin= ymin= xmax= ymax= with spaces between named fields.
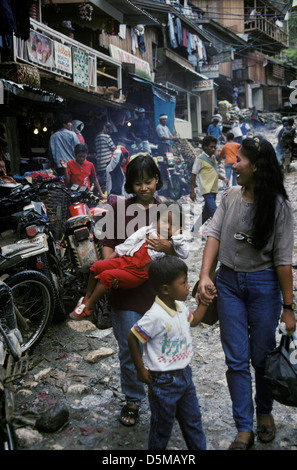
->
xmin=118 ymin=404 xmax=139 ymax=427
xmin=69 ymin=304 xmax=95 ymax=320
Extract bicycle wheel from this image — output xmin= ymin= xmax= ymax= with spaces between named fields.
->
xmin=5 ymin=271 xmax=54 ymax=353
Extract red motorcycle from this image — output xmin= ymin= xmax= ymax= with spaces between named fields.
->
xmin=57 ymin=183 xmax=108 ymax=313
xmin=61 ymin=184 xmax=107 ymax=270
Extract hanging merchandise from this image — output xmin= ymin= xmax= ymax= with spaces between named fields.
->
xmin=78 ymin=2 xmax=94 ymax=21
xmin=106 ymin=20 xmax=119 ymax=36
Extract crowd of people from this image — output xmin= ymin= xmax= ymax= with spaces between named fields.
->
xmin=47 ymin=111 xmax=178 ymax=204
xmin=1 ymin=106 xmax=296 ymax=451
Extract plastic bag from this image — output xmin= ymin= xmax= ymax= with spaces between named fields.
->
xmin=264 ymin=334 xmax=297 ymax=407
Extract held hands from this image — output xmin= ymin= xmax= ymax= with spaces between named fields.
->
xmin=196 ymin=276 xmax=217 ymax=306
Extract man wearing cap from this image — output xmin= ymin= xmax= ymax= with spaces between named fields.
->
xmin=156 ymin=114 xmax=178 ymax=155
xmin=130 ymin=108 xmax=152 ymax=153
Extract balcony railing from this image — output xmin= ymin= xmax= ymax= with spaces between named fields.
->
xmin=13 ymin=18 xmax=122 ymax=92
xmin=244 ymin=16 xmax=289 ymax=48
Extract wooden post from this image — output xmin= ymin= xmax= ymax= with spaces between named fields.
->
xmin=5 ymin=117 xmax=21 ymax=174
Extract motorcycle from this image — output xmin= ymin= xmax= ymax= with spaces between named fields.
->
xmin=0 ymin=281 xmax=28 ymax=450
xmin=0 ymin=235 xmax=55 ymax=353
xmin=0 ymin=180 xmax=66 ymax=324
xmin=37 ymin=180 xmax=108 ymax=315
xmin=157 ymin=153 xmax=187 ymax=200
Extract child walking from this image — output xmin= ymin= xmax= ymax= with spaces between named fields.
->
xmin=70 ymin=201 xmax=188 ymax=320
xmin=128 ymin=256 xmax=214 ymax=450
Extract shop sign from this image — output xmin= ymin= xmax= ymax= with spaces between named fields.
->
xmin=200 ymin=65 xmax=219 ymax=78
xmin=232 ymin=59 xmax=244 ymax=71
xmin=192 ymin=79 xmax=214 ymax=92
xmin=109 ymin=44 xmax=151 ymax=80
xmin=54 ymin=41 xmax=72 ymax=74
xmin=27 ymin=29 xmax=55 ymax=69
xmin=73 ymin=48 xmax=89 ymax=88
xmin=251 ymin=80 xmax=261 ymax=89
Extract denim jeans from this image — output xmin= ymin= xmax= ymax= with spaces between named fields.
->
xmin=202 ymin=193 xmax=217 ymax=224
xmin=224 ymin=163 xmax=237 ymax=187
xmin=112 ymin=308 xmax=146 ymax=405
xmin=148 ymin=365 xmax=206 ymax=450
xmin=216 ymin=265 xmax=282 ymax=432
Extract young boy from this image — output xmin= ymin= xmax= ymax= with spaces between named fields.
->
xmin=128 ymin=256 xmax=215 ymax=450
xmin=60 ymin=143 xmax=105 ymax=199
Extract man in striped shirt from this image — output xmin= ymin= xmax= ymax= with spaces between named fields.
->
xmin=94 ymin=122 xmax=115 ymax=191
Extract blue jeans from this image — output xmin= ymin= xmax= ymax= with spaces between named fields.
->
xmin=112 ymin=308 xmax=146 ymax=405
xmin=225 ymin=163 xmax=237 ymax=186
xmin=148 ymin=366 xmax=206 ymax=450
xmin=216 ymin=265 xmax=282 ymax=432
xmin=202 ymin=193 xmax=217 ymax=224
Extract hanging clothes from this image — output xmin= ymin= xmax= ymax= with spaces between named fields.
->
xmin=139 ymin=34 xmax=146 ymax=54
xmin=182 ymin=27 xmax=188 ymax=47
xmin=118 ymin=24 xmax=126 ymax=40
xmin=175 ymin=17 xmax=182 ymax=45
xmin=196 ymin=36 xmax=204 ymax=60
xmin=168 ymin=13 xmax=178 ymax=48
xmin=131 ymin=27 xmax=138 ymax=54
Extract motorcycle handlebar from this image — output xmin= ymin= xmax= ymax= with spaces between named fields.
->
xmin=0 ymin=178 xmax=101 ymax=207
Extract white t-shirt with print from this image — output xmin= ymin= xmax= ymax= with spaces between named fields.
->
xmin=131 ymin=296 xmax=194 ymax=372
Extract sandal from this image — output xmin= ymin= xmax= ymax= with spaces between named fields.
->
xmin=229 ymin=431 xmax=254 ymax=450
xmin=69 ymin=304 xmax=95 ymax=320
xmin=77 ymin=297 xmax=87 ymax=306
xmin=257 ymin=414 xmax=276 ymax=443
xmin=118 ymin=404 xmax=139 ymax=427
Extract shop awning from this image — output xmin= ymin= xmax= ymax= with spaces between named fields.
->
xmin=0 ymin=79 xmax=64 ymax=104
xmin=128 ymin=74 xmax=176 ymax=103
xmin=40 ymin=75 xmax=140 ymax=111
xmin=163 ymin=49 xmax=208 ymax=80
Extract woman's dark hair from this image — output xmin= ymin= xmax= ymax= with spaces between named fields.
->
xmin=124 ymin=154 xmax=163 ymax=193
xmin=148 ymin=256 xmax=188 ymax=293
xmin=240 ymin=136 xmax=288 ymax=250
